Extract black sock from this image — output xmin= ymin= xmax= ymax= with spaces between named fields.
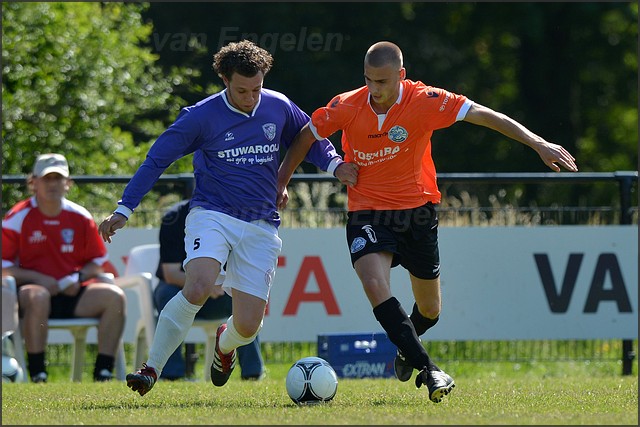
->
xmin=27 ymin=352 xmax=46 ymax=377
xmin=373 ymin=297 xmax=437 ymax=371
xmin=93 ymin=353 xmax=115 ymax=378
xmin=410 ymin=303 xmax=439 ymax=336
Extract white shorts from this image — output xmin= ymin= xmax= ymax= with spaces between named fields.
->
xmin=183 ymin=207 xmax=282 ymax=302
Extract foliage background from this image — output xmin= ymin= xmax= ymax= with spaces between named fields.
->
xmin=2 ymin=2 xmax=638 ymax=215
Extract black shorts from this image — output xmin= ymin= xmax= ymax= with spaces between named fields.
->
xmin=49 ymin=286 xmax=88 ymax=319
xmin=346 ymin=202 xmax=440 ymax=280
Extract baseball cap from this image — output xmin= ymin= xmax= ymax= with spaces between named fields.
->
xmin=33 ymin=153 xmax=69 ymax=178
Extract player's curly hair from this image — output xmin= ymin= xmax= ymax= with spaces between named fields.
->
xmin=212 ymin=40 xmax=274 ymax=80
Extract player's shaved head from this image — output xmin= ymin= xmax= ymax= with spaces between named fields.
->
xmin=365 ymin=41 xmax=403 ymax=69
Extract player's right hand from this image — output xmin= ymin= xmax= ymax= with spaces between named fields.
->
xmin=98 ymin=213 xmax=127 ymax=243
xmin=209 ymin=285 xmax=226 ymax=299
xmin=277 ymin=185 xmax=289 ymax=210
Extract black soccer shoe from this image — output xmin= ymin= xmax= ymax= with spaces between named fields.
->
xmin=393 ymin=349 xmax=414 ymax=382
xmin=415 ymin=367 xmax=455 ymax=403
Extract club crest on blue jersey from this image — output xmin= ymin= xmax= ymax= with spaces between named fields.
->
xmin=262 ymin=123 xmax=276 ymax=141
xmin=388 ymin=125 xmax=408 ymax=143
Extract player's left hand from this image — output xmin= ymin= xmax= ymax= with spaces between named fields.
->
xmin=98 ymin=213 xmax=127 ymax=243
xmin=335 ymin=162 xmax=359 ymax=187
xmin=537 ymin=141 xmax=578 ymax=172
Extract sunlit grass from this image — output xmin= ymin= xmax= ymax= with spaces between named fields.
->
xmin=3 ymin=362 xmax=637 ymax=425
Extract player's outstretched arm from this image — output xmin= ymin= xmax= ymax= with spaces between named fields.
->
xmin=463 ymin=103 xmax=578 ymax=172
xmin=279 ymin=124 xmax=317 ymax=184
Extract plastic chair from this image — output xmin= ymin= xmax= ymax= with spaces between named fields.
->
xmin=123 ymin=243 xmax=224 ymax=381
xmin=49 ymin=316 xmax=126 ymax=382
xmin=114 ymin=270 xmax=156 ymax=369
xmin=3 ymin=275 xmax=126 ymax=382
xmin=49 ymin=272 xmax=127 ymax=382
xmin=2 ymin=276 xmax=27 ymax=382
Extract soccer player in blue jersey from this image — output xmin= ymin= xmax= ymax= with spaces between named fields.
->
xmin=98 ymin=40 xmax=358 ymax=396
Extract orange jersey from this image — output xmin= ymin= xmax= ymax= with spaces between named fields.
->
xmin=310 ymin=79 xmax=471 ymax=211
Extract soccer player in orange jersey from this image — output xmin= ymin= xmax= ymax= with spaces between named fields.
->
xmin=277 ymin=41 xmax=577 ymax=403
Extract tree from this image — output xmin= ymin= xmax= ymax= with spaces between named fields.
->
xmin=141 ymin=2 xmax=637 ymax=211
xmin=141 ymin=2 xmax=637 ymax=174
xmin=3 ymin=2 xmax=636 ymax=219
xmin=1 ymin=2 xmax=198 ymax=213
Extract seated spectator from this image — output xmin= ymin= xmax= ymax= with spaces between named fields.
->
xmin=1 ymin=153 xmax=126 ymax=382
xmin=154 ymin=199 xmax=265 ymax=381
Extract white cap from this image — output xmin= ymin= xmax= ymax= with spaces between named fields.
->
xmin=33 ymin=153 xmax=69 ymax=178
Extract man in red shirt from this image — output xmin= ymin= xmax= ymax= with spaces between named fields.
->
xmin=278 ymin=41 xmax=577 ymax=403
xmin=2 ymin=153 xmax=126 ymax=383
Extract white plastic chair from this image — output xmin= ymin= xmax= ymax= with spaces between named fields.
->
xmin=49 ymin=272 xmax=127 ymax=382
xmin=49 ymin=317 xmax=126 ymax=382
xmin=114 ymin=270 xmax=156 ymax=369
xmin=2 ymin=276 xmax=27 ymax=382
xmin=3 ymin=275 xmax=126 ymax=382
xmin=123 ymin=243 xmax=224 ymax=381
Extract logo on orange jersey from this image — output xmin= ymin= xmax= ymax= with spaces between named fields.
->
xmin=352 ymin=146 xmax=401 ymax=163
xmin=439 ymin=92 xmax=451 ymax=112
xmin=388 ymin=126 xmax=408 ymax=143
xmin=367 ymin=132 xmax=387 ymax=139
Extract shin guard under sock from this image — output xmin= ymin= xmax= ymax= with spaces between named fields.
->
xmin=27 ymin=352 xmax=46 ymax=377
xmin=410 ymin=302 xmax=439 ymax=336
xmin=147 ymin=291 xmax=201 ymax=376
xmin=373 ymin=297 xmax=436 ymax=371
xmin=218 ymin=315 xmax=262 ymax=354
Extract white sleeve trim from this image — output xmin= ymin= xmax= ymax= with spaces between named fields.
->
xmin=308 ymin=122 xmax=323 ymax=141
xmin=456 ymin=99 xmax=474 ymax=121
xmin=114 ymin=205 xmax=133 ymax=219
xmin=326 ymin=157 xmax=345 ymax=176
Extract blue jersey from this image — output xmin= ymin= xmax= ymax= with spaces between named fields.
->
xmin=117 ymin=89 xmax=342 ymax=227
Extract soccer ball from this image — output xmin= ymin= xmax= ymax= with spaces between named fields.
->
xmin=2 ymin=355 xmax=24 ymax=383
xmin=285 ymin=356 xmax=338 ymax=405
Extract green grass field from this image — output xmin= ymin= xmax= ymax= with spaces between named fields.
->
xmin=2 ymin=361 xmax=637 ymax=425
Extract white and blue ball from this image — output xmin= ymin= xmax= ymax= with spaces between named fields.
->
xmin=2 ymin=355 xmax=24 ymax=383
xmin=286 ymin=356 xmax=338 ymax=405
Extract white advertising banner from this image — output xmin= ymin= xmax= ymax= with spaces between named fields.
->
xmin=109 ymin=226 xmax=637 ymax=342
